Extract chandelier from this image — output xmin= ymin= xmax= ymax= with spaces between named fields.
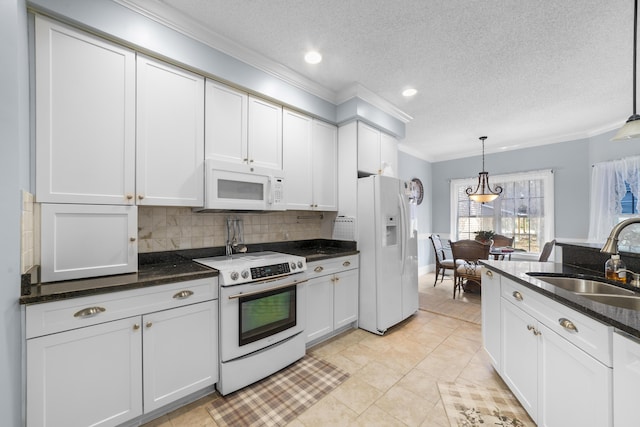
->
xmin=612 ymin=0 xmax=640 ymax=140
xmin=466 ymin=136 xmax=503 ymax=202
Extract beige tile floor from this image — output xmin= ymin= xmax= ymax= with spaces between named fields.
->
xmin=143 ymin=274 xmax=520 ymax=427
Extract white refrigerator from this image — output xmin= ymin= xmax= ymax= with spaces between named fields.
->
xmin=357 ymin=175 xmax=419 ymax=335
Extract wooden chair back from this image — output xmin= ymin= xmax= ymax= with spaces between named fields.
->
xmin=538 ymin=239 xmax=556 ymax=262
xmin=491 ymin=234 xmax=514 ymax=247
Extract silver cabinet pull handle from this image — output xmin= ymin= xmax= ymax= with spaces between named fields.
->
xmin=133 ymin=324 xmax=140 ymax=330
xmin=559 ymin=318 xmax=578 ymax=333
xmin=512 ymin=291 xmax=523 ymax=301
xmin=74 ymin=306 xmax=106 ymax=318
xmin=343 ymin=261 xmax=351 ymax=267
xmin=527 ymin=324 xmax=541 ymax=336
xmin=173 ymin=290 xmax=194 ymax=300
xmin=314 ymin=266 xmax=324 ymax=273
xmin=486 ymin=270 xmax=493 ymax=277
xmin=146 ymin=321 xmax=153 ymax=328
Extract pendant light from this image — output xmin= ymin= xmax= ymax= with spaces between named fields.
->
xmin=466 ymin=136 xmax=503 ymax=202
xmin=612 ymin=0 xmax=640 ymax=140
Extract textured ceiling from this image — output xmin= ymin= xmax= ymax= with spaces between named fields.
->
xmin=123 ymin=0 xmax=635 ymax=161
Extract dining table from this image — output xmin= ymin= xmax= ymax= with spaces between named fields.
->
xmin=489 ymin=246 xmax=516 ymax=260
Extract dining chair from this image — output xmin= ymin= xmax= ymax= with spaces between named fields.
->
xmin=429 ymin=234 xmax=456 ymax=286
xmin=490 ymin=234 xmax=515 ymax=260
xmin=449 ymin=239 xmax=491 ymax=299
xmin=538 ymin=239 xmax=556 ymax=262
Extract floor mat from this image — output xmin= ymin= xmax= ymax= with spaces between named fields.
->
xmin=207 ymin=354 xmax=349 ymax=427
xmin=437 ymin=381 xmax=533 ymax=426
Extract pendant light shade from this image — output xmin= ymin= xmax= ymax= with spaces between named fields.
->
xmin=466 ymin=136 xmax=503 ymax=202
xmin=612 ymin=0 xmax=640 ymax=141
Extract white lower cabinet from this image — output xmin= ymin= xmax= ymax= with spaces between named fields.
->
xmin=26 ymin=279 xmax=218 ymax=427
xmin=305 ymin=255 xmax=359 ymax=345
xmin=498 ymin=276 xmax=613 ymax=426
xmin=613 ymin=332 xmax=640 ymax=427
xmin=142 ymin=302 xmax=218 ymax=412
xmin=480 ymin=268 xmax=501 ymax=369
xmin=26 ymin=317 xmax=143 ymax=427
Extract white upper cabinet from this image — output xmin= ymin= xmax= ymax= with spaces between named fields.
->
xmin=283 ymin=109 xmax=313 ymax=209
xmin=283 ymin=109 xmax=337 ymax=211
xmin=40 ymin=204 xmax=137 ymax=282
xmin=248 ymin=96 xmax=283 ymax=171
xmin=136 ymin=55 xmax=204 ymax=207
xmin=311 ymin=120 xmax=338 ymax=210
xmin=204 ymin=80 xmax=248 ymax=165
xmin=35 ymin=15 xmax=136 ymax=204
xmin=357 ymin=121 xmax=398 ymax=177
xmin=205 ymin=80 xmax=283 ymax=172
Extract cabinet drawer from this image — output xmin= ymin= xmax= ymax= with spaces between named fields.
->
xmin=307 ymin=255 xmax=359 ymax=277
xmin=502 ymin=278 xmax=612 ymax=366
xmin=26 ymin=278 xmax=217 ymax=338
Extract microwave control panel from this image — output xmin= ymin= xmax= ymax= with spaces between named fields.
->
xmin=273 ymin=178 xmax=284 ymax=204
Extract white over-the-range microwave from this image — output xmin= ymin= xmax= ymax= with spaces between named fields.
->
xmin=196 ymin=160 xmax=285 ymax=211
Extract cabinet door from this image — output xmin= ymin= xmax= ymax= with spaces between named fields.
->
xmin=35 ymin=16 xmax=135 ymax=205
xmin=40 ymin=204 xmax=137 ymax=282
xmin=248 ymin=96 xmax=282 ymax=170
xmin=501 ymin=300 xmax=538 ymax=422
xmin=379 ymin=132 xmax=398 ymax=177
xmin=142 ymin=301 xmax=218 ymax=412
xmin=481 ymin=269 xmax=501 ymax=370
xmin=136 ymin=55 xmax=204 ymax=207
xmin=305 ymin=276 xmax=334 ymax=343
xmin=334 ymin=269 xmax=359 ymax=330
xmin=538 ymin=323 xmax=612 ymax=427
xmin=283 ymin=109 xmax=313 ymax=210
xmin=357 ymin=122 xmax=381 ymax=175
xmin=613 ymin=332 xmax=640 ymax=427
xmin=312 ymin=120 xmax=338 ymax=211
xmin=27 ymin=317 xmax=142 ymax=427
xmin=204 ymin=80 xmax=248 ymax=164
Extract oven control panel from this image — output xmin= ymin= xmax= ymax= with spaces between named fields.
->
xmin=250 ymin=262 xmax=291 ymax=280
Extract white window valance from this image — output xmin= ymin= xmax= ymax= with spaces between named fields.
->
xmin=588 ymin=156 xmax=640 ymax=243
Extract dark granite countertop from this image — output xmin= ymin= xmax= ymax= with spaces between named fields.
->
xmin=21 ymin=239 xmax=358 ymax=305
xmin=481 ymin=260 xmax=640 ymax=339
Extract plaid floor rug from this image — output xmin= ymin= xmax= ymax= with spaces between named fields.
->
xmin=207 ymin=355 xmax=349 ymax=426
xmin=438 ymin=381 xmax=533 ymax=427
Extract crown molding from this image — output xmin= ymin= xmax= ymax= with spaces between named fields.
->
xmin=337 ymin=83 xmax=413 ymax=124
xmin=115 ymin=0 xmax=337 ymax=103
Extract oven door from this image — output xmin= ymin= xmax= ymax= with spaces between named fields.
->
xmin=219 ymin=274 xmax=306 ymax=362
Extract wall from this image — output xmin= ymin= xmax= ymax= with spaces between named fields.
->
xmin=397 ymin=151 xmax=432 ymax=273
xmin=0 ymin=0 xmax=29 ymax=425
xmin=432 ymin=137 xmax=591 ymax=241
xmin=138 ymin=208 xmax=335 ymax=252
xmin=431 ymin=130 xmax=640 ymax=242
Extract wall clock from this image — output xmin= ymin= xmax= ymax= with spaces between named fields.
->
xmin=411 ymin=178 xmax=424 ymax=205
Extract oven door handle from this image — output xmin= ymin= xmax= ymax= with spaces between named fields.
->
xmin=227 ymin=279 xmax=308 ymax=300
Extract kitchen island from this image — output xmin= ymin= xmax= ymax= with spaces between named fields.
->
xmin=480 ymin=259 xmax=640 ymax=427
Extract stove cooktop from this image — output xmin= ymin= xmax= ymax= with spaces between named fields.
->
xmin=193 ymin=251 xmax=307 ymax=285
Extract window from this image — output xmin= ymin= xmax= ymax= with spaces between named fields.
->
xmin=589 ymin=156 xmax=640 ymax=243
xmin=451 ymin=169 xmax=554 ymax=253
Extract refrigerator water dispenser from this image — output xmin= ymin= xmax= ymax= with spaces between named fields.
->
xmin=384 ymin=216 xmax=398 ymax=246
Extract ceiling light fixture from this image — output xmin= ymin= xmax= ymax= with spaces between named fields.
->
xmin=304 ymin=51 xmax=322 ymax=64
xmin=466 ymin=136 xmax=503 ymax=203
xmin=402 ymin=88 xmax=417 ymax=97
xmin=612 ymin=0 xmax=640 ymax=140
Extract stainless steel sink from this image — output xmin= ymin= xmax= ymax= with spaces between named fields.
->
xmin=529 ymin=275 xmax=636 ymax=296
xmin=579 ymin=294 xmax=640 ymax=310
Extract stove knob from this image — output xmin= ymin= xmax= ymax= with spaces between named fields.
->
xmin=241 ymin=270 xmax=250 ymax=279
xmin=230 ymin=271 xmax=239 ymax=281
xmin=290 ymin=262 xmax=296 ymax=270
xmin=297 ymin=261 xmax=304 ymax=269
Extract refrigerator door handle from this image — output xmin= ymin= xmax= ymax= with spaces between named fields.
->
xmin=398 ymin=193 xmax=407 ymax=275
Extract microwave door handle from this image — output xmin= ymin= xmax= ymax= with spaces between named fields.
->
xmin=266 ymin=177 xmax=273 ymax=206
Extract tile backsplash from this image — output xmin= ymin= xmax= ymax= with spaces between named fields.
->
xmin=138 ymin=207 xmax=336 ymax=253
xmin=21 ymin=191 xmax=37 ymax=274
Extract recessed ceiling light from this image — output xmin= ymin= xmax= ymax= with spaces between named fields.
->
xmin=402 ymin=88 xmax=417 ymax=97
xmin=304 ymin=51 xmax=322 ymax=64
